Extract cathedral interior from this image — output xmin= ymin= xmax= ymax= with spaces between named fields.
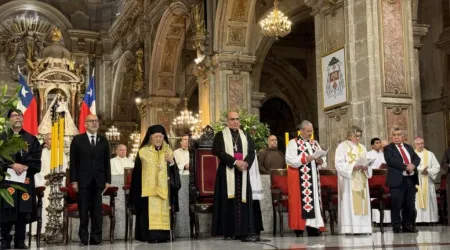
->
xmin=2 ymin=0 xmax=450 ymax=248
xmin=2 ymin=0 xmax=447 ymax=167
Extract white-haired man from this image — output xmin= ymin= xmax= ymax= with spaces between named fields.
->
xmin=413 ymin=137 xmax=439 ymax=223
xmin=110 ymin=144 xmax=134 ymax=176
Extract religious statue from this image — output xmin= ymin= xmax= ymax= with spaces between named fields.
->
xmin=192 ymin=3 xmax=206 ymax=34
xmin=50 ymin=27 xmax=63 ymax=42
xmin=134 ymin=48 xmax=144 ymax=91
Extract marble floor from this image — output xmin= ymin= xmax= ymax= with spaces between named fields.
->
xmin=28 ymin=226 xmax=450 ymax=250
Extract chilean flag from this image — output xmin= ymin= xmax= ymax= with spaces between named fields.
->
xmin=17 ymin=74 xmax=38 ymax=135
xmin=78 ymin=76 xmax=96 ymax=134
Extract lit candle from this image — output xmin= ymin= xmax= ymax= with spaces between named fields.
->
xmin=311 ymin=131 xmax=314 ymax=141
xmin=285 ymin=132 xmax=289 ymax=169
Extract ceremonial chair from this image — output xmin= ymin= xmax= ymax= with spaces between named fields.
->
xmin=28 ymin=186 xmax=45 ymax=248
xmin=270 ymin=169 xmax=289 ymax=236
xmin=60 ymin=169 xmax=118 ymax=244
xmin=319 ymin=169 xmax=338 ymax=235
xmin=123 ymin=168 xmax=134 ymax=242
xmin=369 ymin=169 xmax=390 ymax=233
xmin=437 ymin=174 xmax=447 ymax=225
xmin=189 ymin=126 xmax=218 ymax=239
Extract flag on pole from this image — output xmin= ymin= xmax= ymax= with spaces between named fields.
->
xmin=78 ymin=76 xmax=96 ymax=133
xmin=17 ymin=74 xmax=38 ymax=135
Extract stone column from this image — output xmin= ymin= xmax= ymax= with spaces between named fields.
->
xmin=306 ymin=0 xmax=421 ymax=167
xmin=251 ymin=92 xmax=266 ymax=118
xmin=38 ymin=88 xmax=46 ymax=122
xmin=211 ymin=54 xmax=256 ymax=122
xmin=139 ymin=96 xmax=181 ymax=136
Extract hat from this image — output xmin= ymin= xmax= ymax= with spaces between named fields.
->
xmin=140 ymin=125 xmax=169 ymax=148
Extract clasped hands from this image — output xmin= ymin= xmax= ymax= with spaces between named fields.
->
xmin=11 ymin=163 xmax=28 ymax=175
xmin=306 ymin=155 xmax=324 ymax=165
xmin=235 ymin=160 xmax=248 ymax=171
xmin=406 ymin=163 xmax=416 ymax=174
xmin=70 ymin=182 xmax=111 ymax=194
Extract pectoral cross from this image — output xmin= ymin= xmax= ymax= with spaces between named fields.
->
xmin=233 ymin=144 xmax=238 ymax=152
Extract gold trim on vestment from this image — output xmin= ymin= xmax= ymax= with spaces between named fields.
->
xmin=139 ymin=142 xmax=172 ymax=230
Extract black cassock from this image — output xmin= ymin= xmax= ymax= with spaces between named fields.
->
xmin=211 ymin=129 xmax=256 ymax=238
xmin=0 ymin=129 xmax=42 ymax=223
xmin=129 ymin=150 xmax=181 ymax=242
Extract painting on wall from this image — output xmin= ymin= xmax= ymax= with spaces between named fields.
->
xmin=322 ymin=47 xmax=347 ymax=110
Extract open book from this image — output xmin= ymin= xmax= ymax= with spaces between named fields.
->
xmin=354 ymin=158 xmax=376 ymax=167
xmin=313 ymin=148 xmax=329 ymax=159
xmin=5 ymin=168 xmax=27 ymax=183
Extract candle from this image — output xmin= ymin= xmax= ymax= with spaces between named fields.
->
xmin=59 ymin=117 xmax=65 ymax=172
xmin=311 ymin=131 xmax=314 ymax=141
xmin=285 ymin=132 xmax=289 ymax=169
xmin=298 ymin=130 xmax=301 ymax=137
xmin=51 ymin=121 xmax=56 ymax=171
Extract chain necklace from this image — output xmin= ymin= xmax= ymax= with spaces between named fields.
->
xmin=232 ymin=133 xmax=239 ymax=151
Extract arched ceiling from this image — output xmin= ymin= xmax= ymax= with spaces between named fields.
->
xmin=0 ymin=0 xmax=119 ymax=30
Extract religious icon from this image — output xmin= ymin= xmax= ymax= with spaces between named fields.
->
xmin=322 ymin=47 xmax=347 ymax=110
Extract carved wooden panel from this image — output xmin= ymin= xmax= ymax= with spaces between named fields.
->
xmin=227 ymin=26 xmax=246 ymax=46
xmin=227 ymin=74 xmax=245 ymax=111
xmin=324 ymin=4 xmax=345 ymax=53
xmin=380 ymin=0 xmax=409 ymax=97
xmin=326 ymin=107 xmax=349 ymax=169
xmin=230 ymin=0 xmax=248 ymax=22
xmin=384 ymin=103 xmax=413 ymax=143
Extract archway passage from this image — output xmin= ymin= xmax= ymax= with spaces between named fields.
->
xmin=260 ymin=97 xmax=296 ymax=152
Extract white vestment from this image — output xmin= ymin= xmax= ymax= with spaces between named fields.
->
xmin=415 ymin=149 xmax=440 ymax=223
xmin=367 ymin=150 xmax=385 ymax=169
xmin=285 ymin=138 xmax=326 ymax=229
xmin=34 ymin=148 xmax=68 ymax=232
xmin=249 ymin=150 xmax=263 ymax=200
xmin=110 ymin=156 xmax=134 ymax=176
xmin=335 ymin=141 xmax=372 ymax=234
xmin=173 ymin=148 xmax=190 ymax=175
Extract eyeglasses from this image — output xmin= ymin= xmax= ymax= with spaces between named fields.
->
xmin=10 ymin=114 xmax=23 ymax=118
xmin=228 ymin=118 xmax=240 ymax=121
xmin=86 ymin=120 xmax=99 ymax=123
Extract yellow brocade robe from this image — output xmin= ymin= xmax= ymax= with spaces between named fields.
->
xmin=139 ymin=144 xmax=172 ymax=230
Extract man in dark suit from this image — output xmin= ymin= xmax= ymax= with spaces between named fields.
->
xmin=70 ymin=114 xmax=111 ymax=246
xmin=384 ymin=127 xmax=420 ymax=233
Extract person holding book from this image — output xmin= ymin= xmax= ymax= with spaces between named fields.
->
xmin=335 ymin=125 xmax=373 ymax=235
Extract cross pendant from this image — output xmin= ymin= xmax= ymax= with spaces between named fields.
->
xmin=234 ymin=144 xmax=238 ymax=151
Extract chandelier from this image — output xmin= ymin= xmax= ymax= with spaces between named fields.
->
xmin=106 ymin=125 xmax=120 ymax=142
xmin=259 ymin=0 xmax=292 ymax=40
xmin=171 ymin=98 xmax=202 ymax=139
xmin=128 ymin=129 xmax=141 ymax=161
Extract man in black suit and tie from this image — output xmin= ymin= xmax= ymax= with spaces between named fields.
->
xmin=384 ymin=127 xmax=420 ymax=233
xmin=70 ymin=114 xmax=111 ymax=245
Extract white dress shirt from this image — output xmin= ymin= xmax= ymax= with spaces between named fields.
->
xmin=367 ymin=150 xmax=385 ymax=169
xmin=86 ymin=132 xmax=97 ymax=145
xmin=395 ymin=143 xmax=414 ymax=176
xmin=110 ymin=156 xmax=134 ymax=175
xmin=173 ymin=148 xmax=190 ymax=175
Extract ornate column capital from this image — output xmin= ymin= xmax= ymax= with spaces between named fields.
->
xmin=413 ymin=23 xmax=429 ymax=49
xmin=251 ymin=92 xmax=266 ymax=109
xmin=212 ymin=53 xmax=256 ymax=74
xmin=305 ymin=0 xmax=332 ymax=15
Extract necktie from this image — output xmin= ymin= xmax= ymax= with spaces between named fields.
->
xmin=91 ymin=136 xmax=95 ymax=148
xmin=398 ymin=144 xmax=411 ymax=175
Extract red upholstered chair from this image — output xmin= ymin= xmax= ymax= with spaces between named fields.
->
xmin=123 ymin=168 xmax=134 ymax=242
xmin=28 ymin=186 xmax=45 ymax=248
xmin=319 ymin=169 xmax=338 ymax=235
xmin=437 ymin=174 xmax=447 ymax=225
xmin=189 ymin=126 xmax=218 ymax=239
xmin=270 ymin=169 xmax=289 ymax=236
xmin=369 ymin=169 xmax=390 ymax=233
xmin=60 ymin=169 xmax=118 ymax=244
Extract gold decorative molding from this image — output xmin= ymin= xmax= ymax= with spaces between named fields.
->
xmin=230 ymin=0 xmax=249 ymax=22
xmin=134 ymin=48 xmax=144 ymax=91
xmin=212 ymin=54 xmax=256 ymax=74
xmin=227 ymin=26 xmax=247 ymax=47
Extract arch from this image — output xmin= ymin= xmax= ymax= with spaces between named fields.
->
xmin=260 ymin=97 xmax=296 ymax=138
xmin=261 ymin=59 xmax=313 ymax=120
xmin=214 ymin=0 xmax=257 ymax=53
xmin=111 ymin=51 xmax=135 ymax=120
xmin=149 ymin=2 xmax=189 ymax=97
xmin=251 ymin=4 xmax=312 ymax=91
xmin=0 ymin=0 xmax=73 ymax=43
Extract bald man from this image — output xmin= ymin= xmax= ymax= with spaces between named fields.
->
xmin=110 ymin=144 xmax=134 ymax=175
xmin=70 ymin=114 xmax=111 ymax=245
